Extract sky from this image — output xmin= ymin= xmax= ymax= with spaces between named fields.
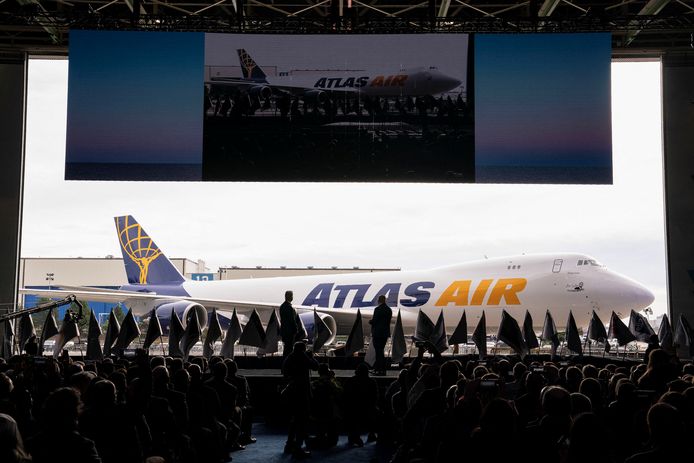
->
xmin=21 ymin=58 xmax=668 ymax=316
xmin=475 ymin=33 xmax=612 ymax=169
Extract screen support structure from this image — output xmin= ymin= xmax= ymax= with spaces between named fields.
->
xmin=0 ymin=53 xmax=27 ymax=359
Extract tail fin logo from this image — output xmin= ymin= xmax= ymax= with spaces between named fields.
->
xmin=116 ymin=216 xmax=162 ymax=284
xmin=238 ymin=49 xmax=257 ymax=79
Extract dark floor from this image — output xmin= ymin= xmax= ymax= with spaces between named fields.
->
xmin=229 ymin=423 xmax=395 ymax=463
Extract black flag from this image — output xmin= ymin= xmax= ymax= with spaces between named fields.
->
xmin=541 ymin=310 xmax=560 ymax=356
xmin=629 ymin=310 xmax=656 ymax=343
xmin=1 ymin=320 xmax=13 ymax=358
xmin=674 ymin=314 xmax=693 ymax=356
xmin=448 ymin=311 xmax=468 ymax=346
xmin=586 ymin=310 xmax=608 ymax=342
xmin=472 ymin=312 xmax=487 ymax=358
xmin=523 ymin=311 xmax=539 ymax=350
xmin=565 ymin=311 xmax=583 ymax=355
xmin=432 ymin=311 xmax=449 ymax=353
xmin=608 ymin=311 xmax=636 ymax=346
xmin=658 ymin=314 xmax=674 ymax=352
xmin=414 ymin=310 xmax=436 ymax=344
xmin=86 ymin=310 xmax=103 ymax=361
xmin=114 ymin=309 xmax=141 ymax=350
xmin=102 ymin=309 xmax=120 ymax=357
xmin=38 ymin=308 xmax=59 ymax=356
xmin=220 ymin=308 xmax=242 ymax=358
xmin=391 ymin=310 xmax=407 ymax=364
xmin=53 ymin=312 xmax=79 ymax=359
xmin=497 ymin=310 xmax=528 ymax=357
xmin=259 ymin=310 xmax=280 ymax=355
xmin=313 ymin=310 xmax=333 ymax=352
xmin=142 ymin=310 xmax=163 ymax=351
xmin=203 ymin=308 xmax=223 ymax=358
xmin=344 ymin=309 xmax=365 ymax=355
xmin=168 ymin=307 xmax=184 ymax=358
xmin=239 ymin=309 xmax=266 ymax=348
xmin=181 ymin=309 xmax=202 ymax=359
xmin=17 ymin=312 xmax=36 ymax=352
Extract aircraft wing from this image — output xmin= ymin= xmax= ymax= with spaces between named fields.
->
xmin=18 ymin=288 xmax=410 ymax=325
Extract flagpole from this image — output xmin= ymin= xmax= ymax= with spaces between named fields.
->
xmin=160 ymin=335 xmax=166 ymax=356
xmin=77 ymin=334 xmax=84 ymax=360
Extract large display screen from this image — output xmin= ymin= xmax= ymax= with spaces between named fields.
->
xmin=65 ymin=31 xmax=611 ymax=184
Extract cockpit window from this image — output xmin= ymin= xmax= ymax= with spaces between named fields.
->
xmin=578 ymin=260 xmax=583 ymax=266
xmin=579 ymin=259 xmax=601 ymax=266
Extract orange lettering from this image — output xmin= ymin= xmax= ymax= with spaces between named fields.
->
xmin=470 ymin=279 xmax=494 ymax=305
xmin=435 ymin=280 xmax=471 ymax=306
xmin=370 ymin=75 xmax=384 ymax=87
xmin=487 ymin=278 xmax=527 ymax=305
xmin=391 ymin=75 xmax=408 ymax=86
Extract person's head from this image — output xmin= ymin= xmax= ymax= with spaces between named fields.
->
xmin=150 ymin=356 xmax=166 ymax=369
xmin=512 ymin=362 xmax=527 ymax=381
xmin=293 ymin=341 xmax=307 ymax=354
xmin=378 ymin=295 xmax=386 ymax=305
xmin=658 ymin=391 xmax=686 ymax=412
xmin=582 ymin=364 xmax=598 ymax=379
xmin=570 ymin=392 xmax=592 ymax=417
xmin=440 ymin=361 xmax=459 ymax=389
xmin=579 ymin=377 xmax=603 ymax=409
xmin=87 ymin=379 xmax=117 ymax=409
xmin=318 ymin=363 xmax=331 ymax=378
xmin=42 ymin=387 xmax=81 ymax=429
xmin=646 ymin=349 xmax=670 ymax=371
xmin=682 ymin=363 xmax=694 ymax=376
xmin=173 ymin=368 xmax=190 ymax=393
xmin=479 ymin=398 xmax=517 ymax=435
xmin=285 ymin=290 xmax=293 ymax=303
xmin=355 ymin=362 xmax=370 ymax=378
xmin=0 ymin=413 xmax=30 ymax=463
xmin=0 ymin=373 xmax=13 ymax=397
xmin=541 ymin=385 xmax=571 ymax=418
xmin=225 ymin=359 xmax=238 ymax=376
xmin=647 ymin=402 xmax=684 ymax=445
xmin=616 ymin=379 xmax=636 ymax=402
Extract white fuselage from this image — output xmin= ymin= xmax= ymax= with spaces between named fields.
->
xmin=180 ymin=253 xmax=654 ymax=334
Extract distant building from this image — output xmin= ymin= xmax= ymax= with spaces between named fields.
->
xmin=218 ymin=266 xmax=399 ymax=280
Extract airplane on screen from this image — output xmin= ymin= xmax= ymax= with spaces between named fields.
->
xmin=206 ymin=48 xmax=463 ymax=103
xmin=21 ymin=216 xmax=654 ymax=345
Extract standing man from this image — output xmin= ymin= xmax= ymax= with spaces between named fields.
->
xmin=370 ymin=294 xmax=392 ymax=375
xmin=280 ymin=290 xmax=299 ymax=356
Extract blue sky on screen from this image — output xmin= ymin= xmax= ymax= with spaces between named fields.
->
xmin=66 ymin=30 xmax=204 ymax=165
xmin=475 ymin=33 xmax=612 ymax=169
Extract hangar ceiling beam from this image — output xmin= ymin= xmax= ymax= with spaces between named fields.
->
xmin=625 ymin=0 xmax=672 ymax=45
xmin=149 ymin=0 xmax=193 ymax=15
xmin=123 ymin=0 xmax=147 ymax=14
xmin=438 ymin=0 xmax=451 ymax=17
xmin=288 ymin=0 xmax=330 ymax=17
xmin=14 ymin=0 xmax=60 ymax=43
xmin=538 ymin=0 xmax=561 ymax=16
xmin=193 ymin=0 xmax=229 ymax=15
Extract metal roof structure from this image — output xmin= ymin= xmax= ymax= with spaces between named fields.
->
xmin=1 ymin=0 xmax=692 ymax=57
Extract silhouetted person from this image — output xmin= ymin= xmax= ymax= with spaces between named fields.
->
xmin=281 ymin=341 xmax=318 ymax=457
xmin=344 ymin=363 xmax=379 ymax=446
xmin=0 ymin=413 xmax=30 ymax=463
xmin=205 ymin=362 xmax=242 ymax=451
xmin=369 ymin=294 xmax=392 ymax=375
xmin=26 ymin=387 xmax=102 ymax=463
xmin=626 ymin=403 xmax=685 ymax=462
xmin=225 ymin=359 xmax=255 ymax=445
xmin=280 ymin=291 xmax=301 ymax=356
xmin=310 ymin=364 xmax=341 ymax=448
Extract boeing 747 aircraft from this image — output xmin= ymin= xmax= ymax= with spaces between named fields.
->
xmin=206 ymin=49 xmax=463 ymax=104
xmin=21 ymin=216 xmax=654 ymax=344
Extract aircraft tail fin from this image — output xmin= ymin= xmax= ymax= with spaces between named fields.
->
xmin=114 ymin=215 xmax=186 ymax=285
xmin=237 ymin=49 xmax=267 ymax=80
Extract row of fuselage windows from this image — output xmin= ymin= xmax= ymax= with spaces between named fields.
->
xmin=507 ymin=265 xmax=522 ymax=270
xmin=578 ymin=259 xmax=599 ymax=266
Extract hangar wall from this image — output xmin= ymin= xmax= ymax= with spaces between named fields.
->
xmin=0 ymin=55 xmax=26 ymax=356
xmin=663 ymin=53 xmax=694 ymax=329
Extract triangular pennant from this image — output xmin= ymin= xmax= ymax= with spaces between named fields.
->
xmin=565 ymin=311 xmax=583 ymax=355
xmin=541 ymin=310 xmax=560 ymax=356
xmin=608 ymin=311 xmax=636 ymax=346
xmin=168 ymin=308 xmax=184 ymax=358
xmin=414 ymin=309 xmax=435 ymax=344
xmin=448 ymin=311 xmax=468 ymax=346
xmin=102 ymin=309 xmax=121 ymax=357
xmin=203 ymin=308 xmax=223 ymax=358
xmin=180 ymin=309 xmax=202 ymax=359
xmin=239 ymin=309 xmax=266 ymax=348
xmin=38 ymin=308 xmax=59 ymax=356
xmin=344 ymin=309 xmax=365 ymax=355
xmin=312 ymin=309 xmax=332 ymax=352
xmin=629 ymin=310 xmax=656 ymax=343
xmin=472 ymin=312 xmax=487 ymax=359
xmin=523 ymin=310 xmax=539 ymax=350
xmin=432 ymin=311 xmax=449 ymax=353
xmin=113 ymin=309 xmax=141 ymax=350
xmin=587 ymin=310 xmax=608 ymax=342
xmin=53 ymin=312 xmax=80 ymax=359
xmin=391 ymin=310 xmax=407 ymax=364
xmin=220 ymin=308 xmax=242 ymax=357
xmin=142 ymin=310 xmax=163 ymax=350
xmin=258 ymin=310 xmax=280 ymax=355
xmin=497 ymin=310 xmax=529 ymax=357
xmin=86 ymin=310 xmax=103 ymax=361
xmin=658 ymin=314 xmax=673 ymax=352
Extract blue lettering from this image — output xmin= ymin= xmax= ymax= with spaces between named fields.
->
xmin=327 ymin=78 xmax=341 ymax=89
xmin=342 ymin=77 xmax=355 ymax=88
xmin=302 ymin=283 xmax=333 ymax=307
xmin=400 ymin=281 xmax=434 ymax=307
xmin=334 ymin=284 xmax=371 ymax=308
xmin=314 ymin=78 xmax=327 ymax=89
xmin=370 ymin=283 xmax=402 ymax=307
xmin=355 ymin=76 xmax=368 ymax=88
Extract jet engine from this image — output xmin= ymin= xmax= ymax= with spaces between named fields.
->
xmin=249 ymin=85 xmax=272 ymax=100
xmin=303 ymin=90 xmax=326 ymax=105
xmin=155 ymin=301 xmax=208 ymax=333
xmin=298 ymin=311 xmax=337 ymax=346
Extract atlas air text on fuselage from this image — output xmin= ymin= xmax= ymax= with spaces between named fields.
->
xmin=313 ymin=75 xmax=408 ymax=89
xmin=301 ymin=278 xmax=527 ymax=308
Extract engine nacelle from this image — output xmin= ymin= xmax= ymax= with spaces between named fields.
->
xmin=303 ymin=90 xmax=326 ymax=105
xmin=155 ymin=301 xmax=208 ymax=333
xmin=250 ymin=85 xmax=272 ymax=99
xmin=298 ymin=312 xmax=337 ymax=346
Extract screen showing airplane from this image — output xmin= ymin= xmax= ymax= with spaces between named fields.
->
xmin=64 ymin=31 xmax=612 ymax=184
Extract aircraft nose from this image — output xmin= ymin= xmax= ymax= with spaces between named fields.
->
xmin=631 ymin=281 xmax=655 ymax=309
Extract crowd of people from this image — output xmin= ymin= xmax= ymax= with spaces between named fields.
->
xmin=0 ymin=343 xmax=692 ymax=463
